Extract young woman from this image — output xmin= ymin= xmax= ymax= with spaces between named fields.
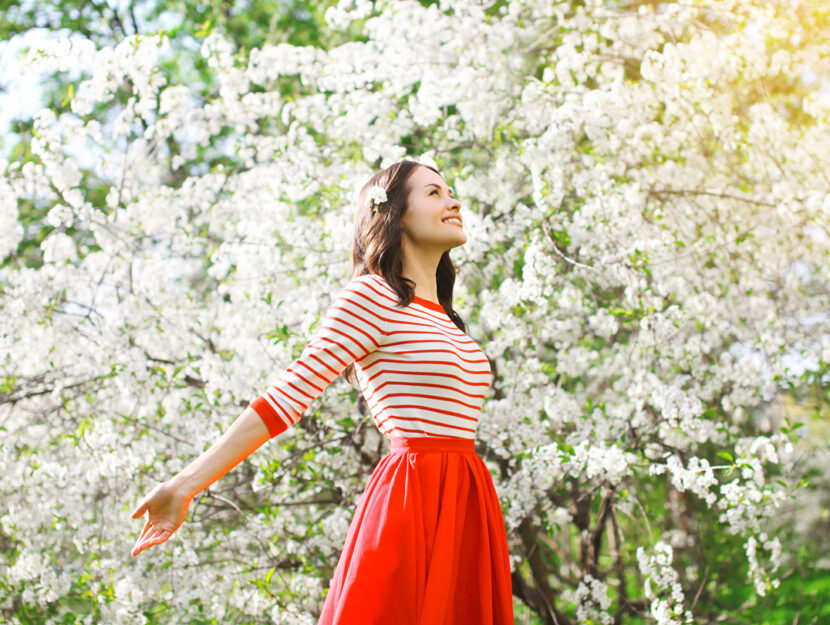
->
xmin=129 ymin=159 xmax=515 ymax=624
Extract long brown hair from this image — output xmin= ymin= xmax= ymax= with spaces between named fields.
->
xmin=341 ymin=159 xmax=467 ymax=387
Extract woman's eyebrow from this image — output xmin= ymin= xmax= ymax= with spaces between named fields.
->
xmin=423 ymin=183 xmax=455 ymax=196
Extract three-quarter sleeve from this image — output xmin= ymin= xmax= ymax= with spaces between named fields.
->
xmin=249 ymin=275 xmax=389 ymax=439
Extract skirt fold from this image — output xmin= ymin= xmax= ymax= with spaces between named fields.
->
xmin=316 ymin=436 xmax=514 ymax=625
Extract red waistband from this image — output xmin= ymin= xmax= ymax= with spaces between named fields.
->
xmin=389 ymin=436 xmax=476 ymax=454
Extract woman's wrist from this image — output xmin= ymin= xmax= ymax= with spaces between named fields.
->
xmin=167 ymin=471 xmax=200 ymax=500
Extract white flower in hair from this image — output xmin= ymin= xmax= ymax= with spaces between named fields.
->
xmin=367 ymin=185 xmax=388 ymax=213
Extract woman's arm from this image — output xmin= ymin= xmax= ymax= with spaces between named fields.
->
xmin=168 ymin=405 xmax=271 ymax=498
xmin=130 ymin=275 xmax=388 ymax=556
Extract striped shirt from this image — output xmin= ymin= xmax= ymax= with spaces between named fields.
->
xmin=249 ymin=273 xmax=493 ymax=440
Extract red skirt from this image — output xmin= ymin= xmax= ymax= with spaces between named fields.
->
xmin=316 ymin=436 xmax=514 ymax=625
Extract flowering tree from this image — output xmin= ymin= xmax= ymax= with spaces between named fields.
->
xmin=2 ymin=0 xmax=829 ymax=623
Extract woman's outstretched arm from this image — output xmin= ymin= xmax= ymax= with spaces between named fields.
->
xmin=129 ymin=274 xmax=389 ymax=556
xmin=129 ymin=405 xmax=269 ymax=557
xmin=167 ymin=405 xmax=270 ymax=498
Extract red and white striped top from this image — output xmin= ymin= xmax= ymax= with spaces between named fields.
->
xmin=249 ymin=273 xmax=493 ymax=440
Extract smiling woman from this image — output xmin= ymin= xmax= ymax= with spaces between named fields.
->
xmin=130 ymin=158 xmax=514 ymax=625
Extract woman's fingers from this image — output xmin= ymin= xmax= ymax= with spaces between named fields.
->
xmin=135 ymin=517 xmax=152 ymax=544
xmin=130 ymin=500 xmax=147 ymax=519
xmin=132 ymin=527 xmax=164 ymax=556
xmin=134 ymin=523 xmax=174 ymax=554
xmin=131 ymin=538 xmax=147 ymax=557
xmin=143 ymin=528 xmax=164 ymax=547
xmin=132 ymin=528 xmax=155 ymax=556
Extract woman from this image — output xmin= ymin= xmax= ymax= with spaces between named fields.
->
xmin=129 ymin=159 xmax=515 ymax=625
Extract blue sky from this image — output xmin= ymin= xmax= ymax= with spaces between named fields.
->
xmin=0 ymin=29 xmax=50 ymax=160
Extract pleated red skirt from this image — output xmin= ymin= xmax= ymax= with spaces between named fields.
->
xmin=317 ymin=436 xmax=514 ymax=625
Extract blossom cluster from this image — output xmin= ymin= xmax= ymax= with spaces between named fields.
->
xmin=636 ymin=542 xmax=695 ymax=625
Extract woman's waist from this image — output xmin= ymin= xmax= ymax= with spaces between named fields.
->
xmin=388 ymin=435 xmax=476 ymax=454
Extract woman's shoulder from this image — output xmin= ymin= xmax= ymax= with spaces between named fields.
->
xmin=345 ymin=273 xmax=401 ymax=306
xmin=344 ymin=272 xmax=394 ymax=297
xmin=349 ymin=272 xmax=389 ymax=288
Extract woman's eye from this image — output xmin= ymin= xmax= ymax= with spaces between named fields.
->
xmin=431 ymin=190 xmax=438 ymax=196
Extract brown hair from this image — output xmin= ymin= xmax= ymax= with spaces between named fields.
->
xmin=341 ymin=159 xmax=467 ymax=387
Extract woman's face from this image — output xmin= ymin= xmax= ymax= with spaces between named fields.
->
xmin=401 ymin=165 xmax=465 ymax=252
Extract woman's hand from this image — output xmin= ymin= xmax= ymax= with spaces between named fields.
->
xmin=129 ymin=481 xmax=193 ymax=557
xmin=128 ymin=406 xmax=271 ymax=557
